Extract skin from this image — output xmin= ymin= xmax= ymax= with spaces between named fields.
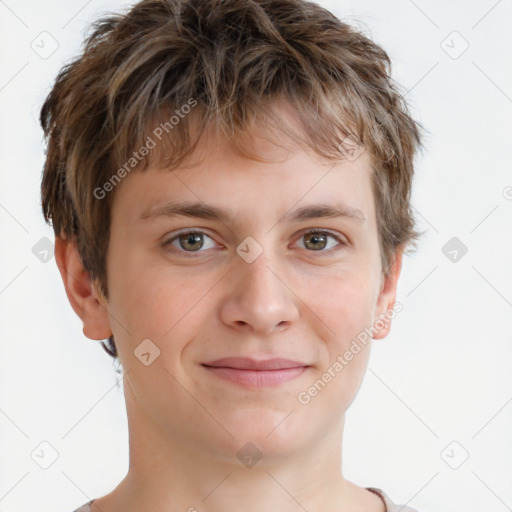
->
xmin=56 ymin=102 xmax=403 ymax=512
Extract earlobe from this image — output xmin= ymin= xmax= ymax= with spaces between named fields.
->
xmin=372 ymin=248 xmax=404 ymax=341
xmin=54 ymin=236 xmax=112 ymax=340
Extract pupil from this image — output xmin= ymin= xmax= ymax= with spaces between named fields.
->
xmin=307 ymin=233 xmax=326 ymax=250
xmin=182 ymin=233 xmax=202 ymax=250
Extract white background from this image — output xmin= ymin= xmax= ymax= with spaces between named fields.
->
xmin=0 ymin=1 xmax=511 ymax=511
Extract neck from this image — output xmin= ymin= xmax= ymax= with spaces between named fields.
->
xmin=92 ymin=378 xmax=384 ymax=512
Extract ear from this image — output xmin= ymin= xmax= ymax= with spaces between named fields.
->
xmin=372 ymin=247 xmax=404 ymax=341
xmin=54 ymin=235 xmax=112 ymax=340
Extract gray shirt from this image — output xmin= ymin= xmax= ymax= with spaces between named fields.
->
xmin=72 ymin=487 xmax=419 ymax=511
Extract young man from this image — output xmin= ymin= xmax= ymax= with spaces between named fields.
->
xmin=40 ymin=0 xmax=424 ymax=510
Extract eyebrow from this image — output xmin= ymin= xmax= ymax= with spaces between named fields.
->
xmin=139 ymin=200 xmax=366 ymax=225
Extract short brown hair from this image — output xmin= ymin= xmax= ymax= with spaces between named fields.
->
xmin=40 ymin=0 xmax=424 ymax=360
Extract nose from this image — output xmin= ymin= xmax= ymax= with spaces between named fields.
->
xmin=219 ymin=249 xmax=300 ymax=335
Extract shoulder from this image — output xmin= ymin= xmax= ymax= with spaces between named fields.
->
xmin=366 ymin=487 xmax=420 ymax=512
xmin=71 ymin=500 xmax=93 ymax=512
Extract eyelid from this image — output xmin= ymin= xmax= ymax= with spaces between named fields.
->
xmin=162 ymin=227 xmax=349 ymax=257
xmin=163 ymin=227 xmax=220 ymax=248
xmin=293 ymin=227 xmax=349 ymax=246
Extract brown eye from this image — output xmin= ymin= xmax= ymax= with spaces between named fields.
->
xmin=296 ymin=229 xmax=346 ymax=254
xmin=177 ymin=232 xmax=204 ymax=251
xmin=303 ymin=232 xmax=328 ymax=251
xmin=163 ymin=229 xmax=217 ymax=255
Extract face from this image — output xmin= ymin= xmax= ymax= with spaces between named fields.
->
xmin=77 ymin=104 xmax=401 ymax=464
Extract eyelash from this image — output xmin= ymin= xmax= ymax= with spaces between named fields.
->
xmin=162 ymin=228 xmax=348 ymax=258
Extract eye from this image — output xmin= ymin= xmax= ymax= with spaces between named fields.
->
xmin=163 ymin=229 xmax=218 ymax=256
xmin=162 ymin=227 xmax=348 ymax=258
xmin=295 ymin=228 xmax=347 ymax=254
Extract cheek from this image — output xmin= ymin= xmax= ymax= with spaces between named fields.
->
xmin=305 ymin=270 xmax=377 ymax=390
xmin=298 ymin=273 xmax=376 ymax=416
xmin=304 ymin=266 xmax=378 ymax=344
xmin=109 ymin=260 xmax=221 ymax=357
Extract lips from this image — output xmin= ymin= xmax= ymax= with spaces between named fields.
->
xmin=201 ymin=357 xmax=310 ymax=388
xmin=202 ymin=357 xmax=307 ymax=370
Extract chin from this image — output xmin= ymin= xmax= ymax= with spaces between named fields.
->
xmin=206 ymin=412 xmax=312 ymax=464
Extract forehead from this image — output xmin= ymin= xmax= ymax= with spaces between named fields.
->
xmin=112 ymin=103 xmax=375 ymax=228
